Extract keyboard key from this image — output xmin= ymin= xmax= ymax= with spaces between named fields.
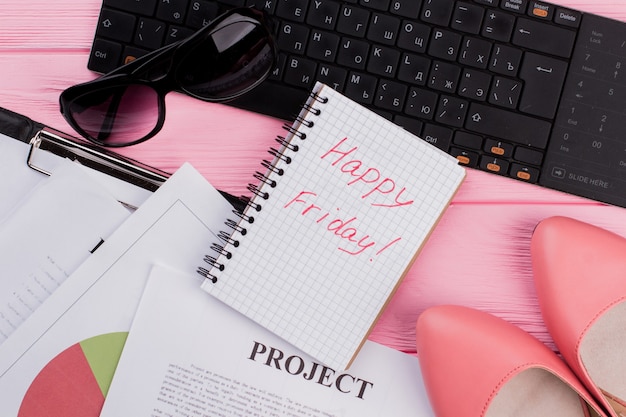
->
xmin=428 ymin=29 xmax=461 ymax=61
xmin=88 ymin=39 xmax=123 ymax=73
xmin=450 ymin=147 xmax=479 ymax=166
xmin=397 ymin=53 xmax=430 ymax=85
xmin=489 ymin=76 xmax=522 ymax=109
xmin=458 ymin=69 xmax=491 ymax=101
xmin=344 ymin=71 xmax=377 ymax=104
xmin=156 ymin=0 xmax=189 ymax=24
xmin=512 ymin=17 xmax=576 ymax=58
xmin=405 ymin=87 xmax=438 ymax=120
xmin=283 ymin=56 xmax=317 ymax=89
xmin=465 ymin=103 xmax=551 ymax=148
xmin=482 ymin=9 xmax=515 ymax=42
xmin=554 ymin=8 xmax=581 ymax=28
xmin=510 ymin=163 xmax=539 ymax=182
xmin=187 ymin=1 xmax=219 ymax=28
xmin=307 ymin=29 xmax=340 ymax=62
xmin=500 ymin=0 xmax=528 ymax=14
xmin=452 ymin=2 xmax=485 ymax=35
xmin=96 ymin=8 xmax=136 ymax=43
xmin=389 ymin=0 xmax=421 ymax=19
xmin=397 ymin=22 xmax=430 ymax=53
xmin=135 ymin=18 xmax=166 ymax=49
xmin=480 ymin=155 xmax=509 ymax=174
xmin=367 ymin=45 xmax=400 ymax=77
xmin=453 ymin=131 xmax=483 ymax=149
xmin=484 ymin=138 xmax=513 ymax=157
xmin=489 ymin=44 xmax=522 ymax=76
xmin=514 ymin=146 xmax=543 ymax=165
xmin=519 ymin=52 xmax=568 ymax=119
xmin=337 ymin=5 xmax=370 ymax=38
xmin=337 ymin=38 xmax=370 ymax=70
xmin=164 ymin=25 xmax=194 ymax=45
xmin=306 ymin=0 xmax=340 ymax=30
xmin=278 ymin=23 xmax=309 ymax=54
xmin=421 ymin=0 xmax=455 ymax=27
xmin=428 ymin=61 xmax=461 ymax=93
xmin=528 ymin=1 xmax=554 ymax=20
xmin=422 ymin=123 xmax=454 ymax=151
xmin=458 ymin=36 xmax=492 ymax=69
xmin=375 ymin=81 xmax=408 ymax=111
xmin=122 ymin=45 xmax=149 ymax=65
xmin=276 ymin=0 xmax=310 ymax=22
xmin=316 ymin=64 xmax=347 ymax=90
xmin=435 ymin=95 xmax=468 ymax=127
xmin=367 ymin=13 xmax=401 ymax=45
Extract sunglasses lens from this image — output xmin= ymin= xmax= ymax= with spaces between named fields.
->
xmin=177 ymin=17 xmax=275 ymax=100
xmin=66 ymin=84 xmax=160 ymax=146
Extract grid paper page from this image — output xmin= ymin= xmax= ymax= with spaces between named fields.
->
xmin=201 ymin=82 xmax=465 ymax=370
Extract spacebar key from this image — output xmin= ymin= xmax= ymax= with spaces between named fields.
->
xmin=465 ymin=103 xmax=552 ymax=149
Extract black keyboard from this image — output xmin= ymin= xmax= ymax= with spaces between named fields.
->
xmin=88 ymin=0 xmax=626 ymax=208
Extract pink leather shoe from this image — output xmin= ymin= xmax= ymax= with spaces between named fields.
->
xmin=416 ymin=305 xmax=605 ymax=417
xmin=532 ymin=216 xmax=626 ymax=417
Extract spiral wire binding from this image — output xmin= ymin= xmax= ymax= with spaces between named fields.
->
xmin=210 ymin=242 xmax=232 ymax=259
xmin=197 ymin=89 xmax=327 ymax=284
xmin=275 ymin=135 xmax=299 ymax=152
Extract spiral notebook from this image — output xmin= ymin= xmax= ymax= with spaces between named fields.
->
xmin=199 ymin=82 xmax=466 ymax=370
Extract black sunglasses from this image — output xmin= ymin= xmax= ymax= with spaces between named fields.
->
xmin=60 ymin=7 xmax=276 ymax=147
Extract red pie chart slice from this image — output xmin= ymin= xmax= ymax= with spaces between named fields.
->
xmin=18 ymin=332 xmax=127 ymax=417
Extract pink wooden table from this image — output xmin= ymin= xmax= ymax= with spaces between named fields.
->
xmin=2 ymin=0 xmax=626 ymax=355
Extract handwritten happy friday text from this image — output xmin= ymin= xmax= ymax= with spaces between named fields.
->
xmin=283 ymin=137 xmax=414 ymax=259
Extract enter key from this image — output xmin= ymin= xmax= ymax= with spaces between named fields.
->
xmin=519 ymin=52 xmax=568 ymax=119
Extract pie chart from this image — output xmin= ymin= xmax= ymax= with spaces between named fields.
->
xmin=18 ymin=332 xmax=127 ymax=417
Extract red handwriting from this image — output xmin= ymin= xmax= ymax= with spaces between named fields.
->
xmin=320 ymin=137 xmax=414 ymax=208
xmin=284 ymin=191 xmax=402 ymax=259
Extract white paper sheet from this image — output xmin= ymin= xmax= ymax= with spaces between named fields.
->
xmin=101 ymin=265 xmax=435 ymax=417
xmin=0 ymin=160 xmax=131 ymax=344
xmin=0 ymin=163 xmax=234 ymax=416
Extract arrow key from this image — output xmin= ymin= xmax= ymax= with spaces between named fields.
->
xmin=479 ymin=155 xmax=509 ymax=175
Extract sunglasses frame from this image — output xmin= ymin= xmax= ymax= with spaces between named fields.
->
xmin=60 ymin=7 xmax=276 ymax=147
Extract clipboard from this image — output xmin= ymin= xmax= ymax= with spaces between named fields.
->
xmin=0 ymin=106 xmax=245 ymax=211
